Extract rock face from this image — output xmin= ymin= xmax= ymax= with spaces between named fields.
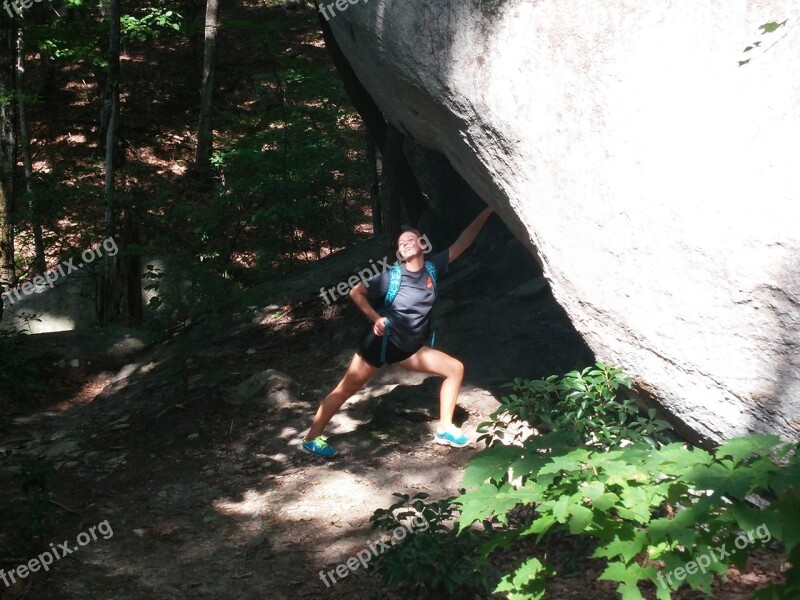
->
xmin=322 ymin=0 xmax=800 ymax=442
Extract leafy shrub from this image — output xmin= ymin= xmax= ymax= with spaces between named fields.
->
xmin=478 ymin=363 xmax=673 ymax=449
xmin=121 ymin=9 xmax=183 ymax=44
xmin=369 ymin=492 xmax=502 ymax=599
xmin=458 ymin=432 xmax=799 ymax=599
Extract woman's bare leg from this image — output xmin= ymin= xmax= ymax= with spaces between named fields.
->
xmin=305 ymin=353 xmax=379 ymax=440
xmin=396 ymin=346 xmax=465 ymax=430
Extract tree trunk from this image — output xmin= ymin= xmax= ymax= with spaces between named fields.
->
xmin=195 ymin=0 xmax=219 ymax=175
xmin=0 ymin=27 xmax=17 ymax=293
xmin=100 ymin=0 xmax=121 ymax=325
xmin=380 ymin=125 xmax=404 ymax=256
xmin=16 ymin=28 xmax=45 ymax=275
xmin=121 ymin=206 xmax=142 ymax=326
xmin=366 ymin=132 xmax=382 ymax=236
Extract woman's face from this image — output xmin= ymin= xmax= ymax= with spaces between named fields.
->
xmin=397 ymin=232 xmax=422 ymax=260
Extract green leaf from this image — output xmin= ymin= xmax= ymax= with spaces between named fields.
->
xmin=524 ymin=514 xmax=556 ymax=536
xmin=618 ymin=486 xmax=655 ymax=524
xmin=599 ymin=560 xmax=648 ymax=598
xmin=550 ymin=495 xmax=570 ymax=522
xmin=681 ymin=557 xmax=716 ymax=595
xmin=568 ymin=504 xmax=594 ymax=534
xmin=539 ymin=449 xmax=591 ymax=475
xmin=685 ymin=462 xmax=753 ymax=500
xmin=458 ymin=481 xmax=545 ymax=527
xmin=618 ymin=582 xmax=646 ymax=600
xmin=593 ymin=530 xmax=648 ymax=563
xmin=773 ymin=496 xmax=800 ymax=550
xmin=716 ymin=434 xmax=781 ymax=464
xmin=495 ymin=556 xmax=551 ymax=599
xmin=581 ymin=480 xmax=606 ymax=502
xmin=655 ymin=582 xmax=672 ymax=600
xmin=759 ymin=20 xmax=788 ymax=34
xmin=648 ymin=513 xmax=699 ymax=547
xmin=770 ymin=457 xmax=800 ymax=497
xmin=594 ymin=491 xmax=621 ymax=511
xmin=463 ymin=445 xmax=524 ymax=488
xmin=457 ymin=486 xmax=505 ymax=525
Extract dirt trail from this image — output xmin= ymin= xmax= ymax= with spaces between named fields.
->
xmin=1 ymin=236 xmax=593 ymax=599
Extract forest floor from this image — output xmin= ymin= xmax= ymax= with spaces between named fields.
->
xmin=0 ymin=236 xmax=789 ymax=600
xmin=0 ymin=0 xmax=790 ymax=599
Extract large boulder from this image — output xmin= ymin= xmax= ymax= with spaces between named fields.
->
xmin=321 ymin=0 xmax=800 ymax=442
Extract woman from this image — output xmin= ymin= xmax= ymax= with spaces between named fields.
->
xmin=302 ymin=207 xmax=495 ymax=457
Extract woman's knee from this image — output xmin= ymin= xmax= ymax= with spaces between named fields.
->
xmin=335 ymin=356 xmax=374 ymax=393
xmin=448 ymin=358 xmax=465 ymax=379
xmin=333 ymin=376 xmax=361 ymax=397
xmin=340 ymin=369 xmax=375 ymax=395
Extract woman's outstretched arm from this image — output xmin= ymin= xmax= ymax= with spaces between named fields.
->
xmin=448 ymin=206 xmax=494 ymax=264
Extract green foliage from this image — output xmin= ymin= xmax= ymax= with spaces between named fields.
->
xmin=759 ymin=20 xmax=789 ymax=34
xmin=0 ymin=86 xmax=13 ymax=107
xmin=478 ymin=364 xmax=673 ymax=450
xmin=494 ymin=556 xmax=553 ymax=600
xmin=29 ymin=16 xmax=107 ymax=70
xmin=204 ymin=20 xmax=369 ymax=272
xmin=0 ymin=86 xmax=38 ymax=108
xmin=369 ymin=492 xmax=502 ymax=599
xmin=121 ymin=8 xmax=183 ymax=44
xmin=457 ymin=432 xmax=799 ymax=599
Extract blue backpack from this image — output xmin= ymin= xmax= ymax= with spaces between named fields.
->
xmin=379 ymin=261 xmax=438 ymax=364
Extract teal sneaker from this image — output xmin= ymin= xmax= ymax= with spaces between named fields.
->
xmin=302 ymin=436 xmax=337 ymax=457
xmin=434 ymin=428 xmax=470 ymax=448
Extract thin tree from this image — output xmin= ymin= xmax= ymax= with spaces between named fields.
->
xmin=380 ymin=124 xmax=404 ymax=255
xmin=195 ymin=0 xmax=219 ymax=176
xmin=99 ymin=0 xmax=121 ymax=324
xmin=16 ymin=27 xmax=45 ymax=274
xmin=0 ymin=26 xmax=17 ymax=295
xmin=366 ymin=132 xmax=381 ymax=236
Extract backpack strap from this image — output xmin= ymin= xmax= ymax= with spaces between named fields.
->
xmin=424 ymin=260 xmax=437 ymax=290
xmin=379 ymin=264 xmax=403 ymax=364
xmin=384 ymin=264 xmax=403 ymax=307
xmin=424 ymin=260 xmax=437 ymax=348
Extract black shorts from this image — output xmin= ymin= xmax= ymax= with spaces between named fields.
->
xmin=356 ymin=328 xmax=421 ymax=368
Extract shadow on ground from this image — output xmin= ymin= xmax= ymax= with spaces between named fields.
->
xmin=0 ymin=235 xmax=593 ymax=599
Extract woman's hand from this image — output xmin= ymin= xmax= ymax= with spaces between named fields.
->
xmin=373 ymin=317 xmax=387 ymax=336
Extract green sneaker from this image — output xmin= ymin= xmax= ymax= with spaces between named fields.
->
xmin=302 ymin=435 xmax=337 ymax=457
